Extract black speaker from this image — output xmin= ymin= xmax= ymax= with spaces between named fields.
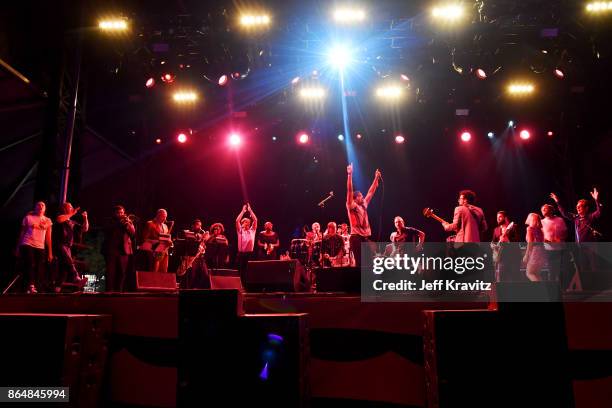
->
xmin=315 ymin=266 xmax=360 ymax=293
xmin=245 ymin=260 xmax=298 ymax=292
xmin=0 ymin=313 xmax=112 ymax=408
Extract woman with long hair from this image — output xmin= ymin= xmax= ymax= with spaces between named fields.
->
xmin=523 ymin=213 xmax=546 ymax=281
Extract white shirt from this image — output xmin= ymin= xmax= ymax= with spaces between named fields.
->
xmin=20 ymin=214 xmax=52 ymax=249
xmin=542 ymin=216 xmax=567 ymax=250
xmin=237 ymin=227 xmax=256 ymax=253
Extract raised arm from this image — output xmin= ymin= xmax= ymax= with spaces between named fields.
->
xmin=590 ymin=188 xmax=601 ymax=219
xmin=364 ymin=169 xmax=382 ymax=206
xmin=550 ymin=192 xmax=572 ymax=220
xmin=56 ymin=206 xmax=79 ymax=224
xmin=247 ymin=203 xmax=258 ymax=231
xmin=81 ymin=211 xmax=89 ymax=234
xmin=346 ymin=164 xmax=354 ymax=208
xmin=236 ymin=204 xmax=247 ymax=232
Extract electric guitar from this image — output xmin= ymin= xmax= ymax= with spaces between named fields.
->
xmin=491 ymin=222 xmax=516 ymax=264
xmin=422 ymin=207 xmax=450 ymax=225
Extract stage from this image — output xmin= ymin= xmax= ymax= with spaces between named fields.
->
xmin=0 ymin=290 xmax=611 ymax=407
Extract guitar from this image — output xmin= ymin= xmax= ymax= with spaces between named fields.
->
xmin=491 ymin=222 xmax=516 ymax=264
xmin=422 ymin=207 xmax=450 ymax=225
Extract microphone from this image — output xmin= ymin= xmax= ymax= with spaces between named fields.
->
xmin=318 ymin=191 xmax=334 ymax=207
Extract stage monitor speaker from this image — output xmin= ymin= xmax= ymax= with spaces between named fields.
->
xmin=245 ymin=260 xmax=297 ymax=292
xmin=0 ymin=313 xmax=112 ymax=408
xmin=316 ymin=266 xmax=360 ymax=293
xmin=136 ymin=271 xmax=177 ymax=291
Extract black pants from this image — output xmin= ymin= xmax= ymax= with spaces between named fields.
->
xmin=19 ymin=245 xmax=45 ymax=289
xmin=55 ymin=244 xmax=80 ymax=286
xmin=106 ymin=252 xmax=130 ymax=292
xmin=349 ymin=235 xmax=376 ymax=267
xmin=236 ymin=251 xmax=253 ymax=287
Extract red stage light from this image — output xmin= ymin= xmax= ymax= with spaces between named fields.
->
xmin=218 ymin=75 xmax=228 ymax=86
xmin=547 ymin=130 xmax=554 ymax=137
xmin=298 ymin=133 xmax=309 ymax=144
xmin=395 ymin=135 xmax=405 ymax=144
xmin=519 ymin=129 xmax=531 ymax=140
xmin=229 ymin=133 xmax=242 ymax=146
xmin=475 ymin=69 xmax=487 ymax=79
xmin=554 ymin=69 xmax=564 ymax=79
xmin=145 ymin=77 xmax=155 ymax=88
xmin=460 ymin=131 xmax=472 ymax=142
xmin=155 ymin=138 xmax=162 ymax=144
xmin=161 ymin=73 xmax=175 ymax=83
xmin=177 ymin=133 xmax=187 ymax=143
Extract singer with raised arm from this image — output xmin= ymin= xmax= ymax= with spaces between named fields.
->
xmin=53 ymin=202 xmax=89 ymax=291
xmin=236 ymin=203 xmax=258 ymax=284
xmin=346 ymin=163 xmax=381 ymax=266
xmin=550 ymin=189 xmax=602 ymax=243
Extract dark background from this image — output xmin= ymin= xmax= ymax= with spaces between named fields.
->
xmin=1 ymin=0 xmax=610 ymax=276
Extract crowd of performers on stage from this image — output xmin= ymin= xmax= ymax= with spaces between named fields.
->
xmin=12 ymin=164 xmax=604 ymax=294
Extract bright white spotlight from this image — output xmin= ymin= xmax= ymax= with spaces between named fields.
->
xmin=431 ymin=4 xmax=465 ymax=22
xmin=177 ymin=133 xmax=188 ymax=143
xmin=507 ymin=82 xmax=535 ymax=96
xmin=519 ymin=130 xmax=531 ymax=140
xmin=98 ymin=18 xmax=129 ymax=32
xmin=291 ymin=76 xmax=301 ymax=85
xmin=145 ymin=77 xmax=155 ymax=88
xmin=460 ymin=131 xmax=472 ymax=142
xmin=239 ymin=14 xmax=271 ymax=28
xmin=229 ymin=133 xmax=242 ymax=146
xmin=218 ymin=75 xmax=228 ymax=86
xmin=299 ymin=87 xmax=326 ymax=99
xmin=586 ymin=2 xmax=612 ymax=13
xmin=338 ymin=134 xmax=344 ymax=141
xmin=172 ymin=91 xmax=198 ymax=103
xmin=333 ymin=8 xmax=366 ymax=24
xmin=395 ymin=135 xmax=405 ymax=144
xmin=554 ymin=69 xmax=564 ymax=79
xmin=508 ymin=120 xmax=514 ymax=127
xmin=328 ymin=45 xmax=352 ymax=70
xmin=376 ymin=85 xmax=403 ymax=99
xmin=475 ymin=68 xmax=487 ymax=79
xmin=487 ymin=132 xmax=494 ymax=138
xmin=298 ymin=133 xmax=309 ymax=144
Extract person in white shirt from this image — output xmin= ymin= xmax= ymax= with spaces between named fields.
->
xmin=235 ymin=203 xmax=258 ymax=285
xmin=16 ymin=201 xmax=53 ymax=293
xmin=540 ymin=203 xmax=569 ymax=283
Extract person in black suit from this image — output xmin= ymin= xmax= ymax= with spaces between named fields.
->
xmin=103 ymin=205 xmax=136 ymax=292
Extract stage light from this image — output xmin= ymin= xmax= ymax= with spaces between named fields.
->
xmin=333 ymin=8 xmax=366 ymax=24
xmin=508 ymin=120 xmax=514 ymax=127
xmin=155 ymin=138 xmax=162 ymax=144
xmin=356 ymin=133 xmax=363 ymax=139
xmin=239 ymin=14 xmax=271 ymax=28
xmin=328 ymin=45 xmax=352 ymax=70
xmin=554 ymin=69 xmax=564 ymax=79
xmin=299 ymin=87 xmax=326 ymax=99
xmin=547 ymin=130 xmax=554 ymax=137
xmin=487 ymin=132 xmax=494 ymax=138
xmin=98 ymin=18 xmax=129 ymax=32
xmin=395 ymin=135 xmax=405 ymax=144
xmin=298 ymin=133 xmax=309 ymax=144
xmin=400 ymin=74 xmax=410 ymax=82
xmin=218 ymin=75 xmax=228 ymax=86
xmin=177 ymin=133 xmax=187 ymax=143
xmin=586 ymin=2 xmax=612 ymax=13
xmin=519 ymin=130 xmax=531 ymax=140
xmin=475 ymin=68 xmax=487 ymax=79
xmin=272 ymin=136 xmax=277 ymax=141
xmin=291 ymin=76 xmax=300 ymax=85
xmin=376 ymin=85 xmax=403 ymax=99
xmin=161 ymin=73 xmax=175 ymax=83
xmin=145 ymin=77 xmax=155 ymax=88
xmin=338 ymin=134 xmax=344 ymax=141
xmin=229 ymin=133 xmax=242 ymax=146
xmin=460 ymin=131 xmax=472 ymax=142
xmin=431 ymin=3 xmax=465 ymax=22
xmin=507 ymin=82 xmax=535 ymax=96
xmin=172 ymin=90 xmax=198 ymax=103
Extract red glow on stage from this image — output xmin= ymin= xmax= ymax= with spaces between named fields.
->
xmin=229 ymin=133 xmax=242 ymax=146
xmin=475 ymin=69 xmax=487 ymax=79
xmin=395 ymin=135 xmax=405 ymax=144
xmin=460 ymin=131 xmax=472 ymax=142
xmin=298 ymin=133 xmax=309 ymax=144
xmin=145 ymin=77 xmax=155 ymax=88
xmin=218 ymin=75 xmax=228 ymax=86
xmin=177 ymin=133 xmax=187 ymax=143
xmin=519 ymin=129 xmax=531 ymax=140
xmin=161 ymin=73 xmax=175 ymax=83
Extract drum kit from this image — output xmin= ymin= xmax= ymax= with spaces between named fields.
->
xmin=289 ymin=237 xmax=353 ymax=268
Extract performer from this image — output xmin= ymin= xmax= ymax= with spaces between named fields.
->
xmin=205 ymin=223 xmax=229 ymax=268
xmin=177 ymin=219 xmax=209 ymax=288
xmin=339 ymin=223 xmax=353 ymax=266
xmin=141 ymin=209 xmax=174 ymax=273
xmin=320 ymin=222 xmax=345 ymax=267
xmin=346 ymin=163 xmax=381 ymax=266
xmin=550 ymin=189 xmax=601 ymax=243
xmin=257 ymin=222 xmax=280 ymax=260
xmin=53 ymin=202 xmax=89 ymax=291
xmin=236 ymin=203 xmax=258 ymax=283
xmin=490 ymin=211 xmax=521 ymax=282
xmin=540 ymin=203 xmax=569 ymax=283
xmin=442 ymin=190 xmax=487 ymax=243
xmin=523 ymin=213 xmax=546 ymax=281
xmin=389 ymin=216 xmax=425 ymax=255
xmin=102 ymin=205 xmax=136 ymax=292
xmin=306 ymin=222 xmax=323 ymax=266
xmin=15 ymin=201 xmax=53 ymax=293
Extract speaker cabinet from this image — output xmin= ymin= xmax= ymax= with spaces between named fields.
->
xmin=136 ymin=271 xmax=177 ymax=291
xmin=245 ymin=260 xmax=298 ymax=292
xmin=315 ymin=266 xmax=360 ymax=293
